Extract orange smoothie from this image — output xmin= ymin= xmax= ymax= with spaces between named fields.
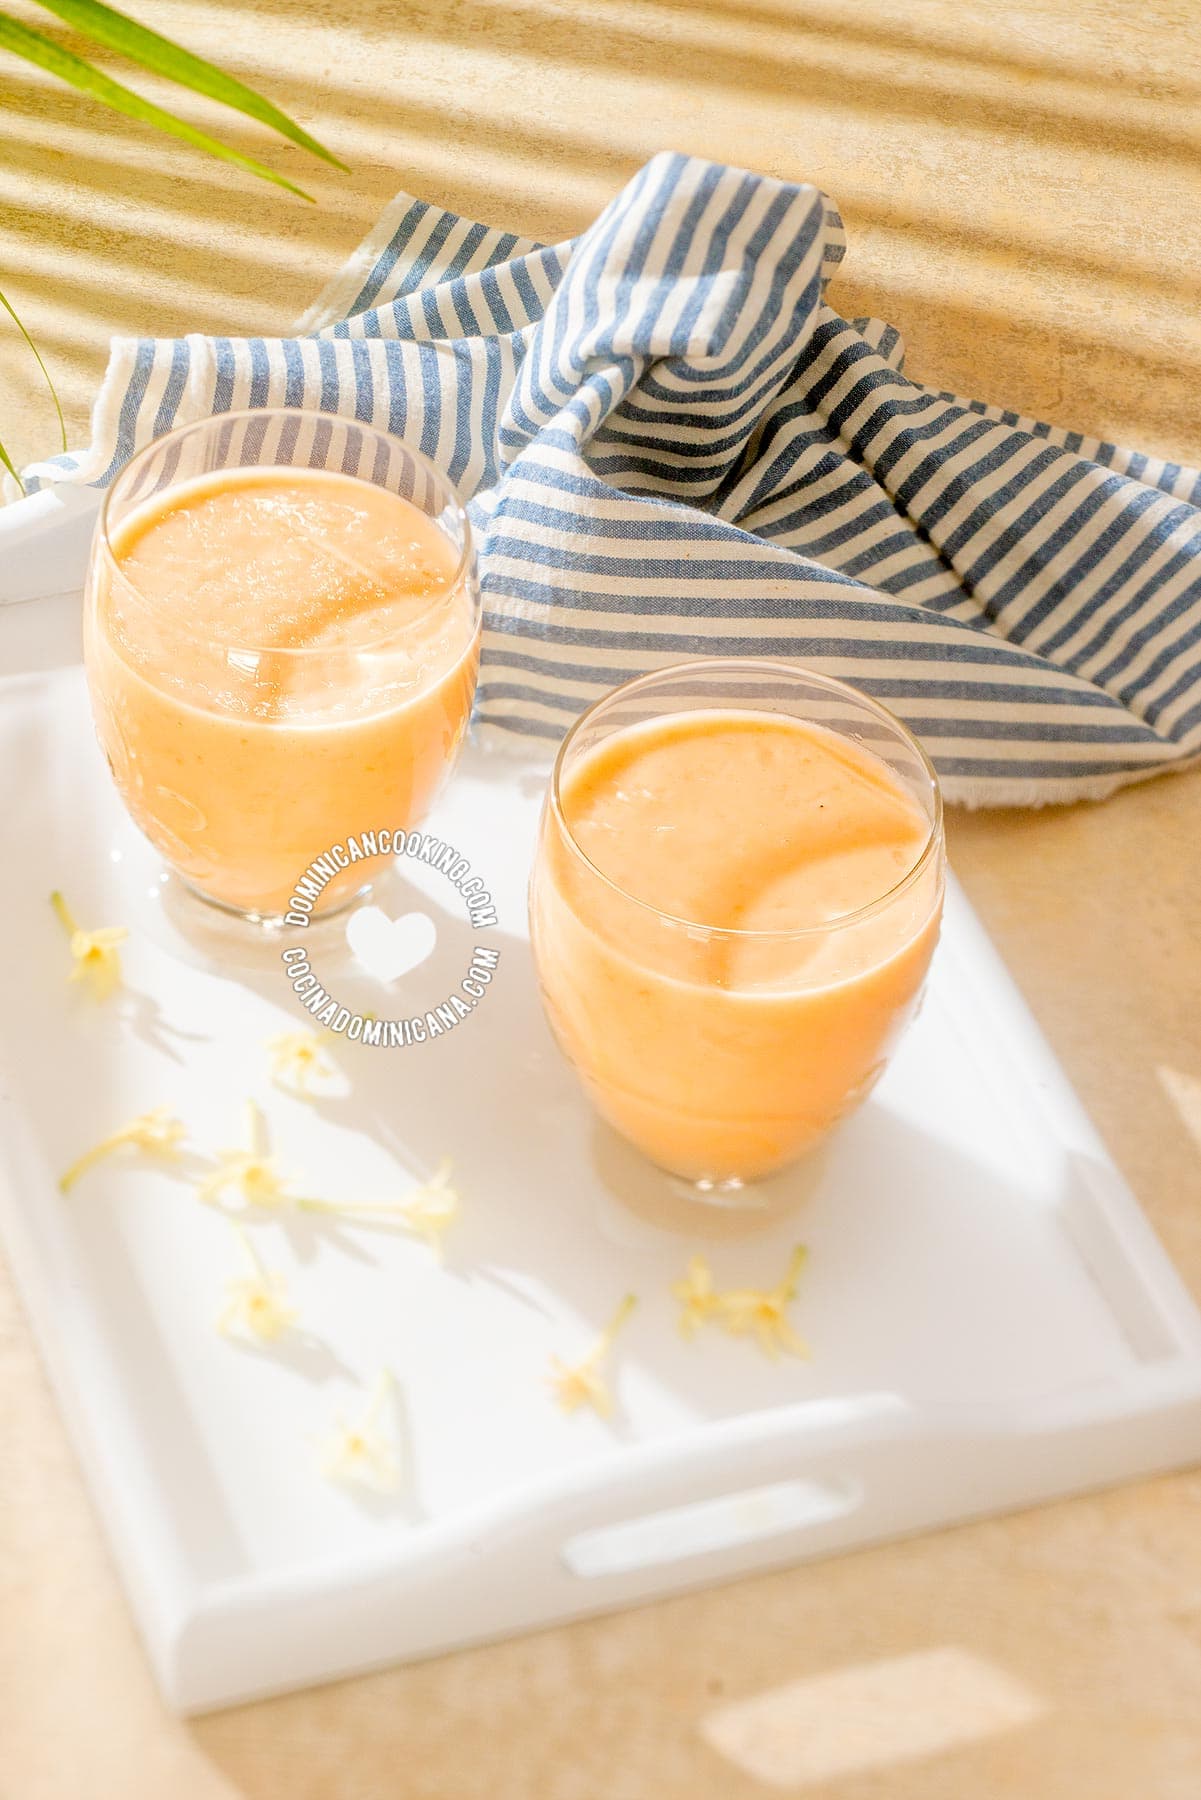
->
xmin=85 ymin=466 xmax=478 ymax=917
xmin=530 ymin=709 xmax=943 ymax=1184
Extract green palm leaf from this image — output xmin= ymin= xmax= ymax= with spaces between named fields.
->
xmin=0 ymin=13 xmax=316 ymax=199
xmin=0 ymin=2 xmax=346 ymax=489
xmin=0 ymin=429 xmax=25 ymax=494
xmin=0 ymin=286 xmax=66 ymax=454
xmin=28 ymin=0 xmax=347 ymax=171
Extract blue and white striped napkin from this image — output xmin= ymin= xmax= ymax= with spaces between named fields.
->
xmin=24 ymin=152 xmax=1201 ymax=805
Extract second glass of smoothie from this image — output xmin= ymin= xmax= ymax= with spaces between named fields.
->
xmin=85 ymin=410 xmax=480 ymax=922
xmin=529 ymin=661 xmax=945 ymax=1194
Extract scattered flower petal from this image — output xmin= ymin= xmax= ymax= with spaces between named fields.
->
xmin=671 ymin=1253 xmax=719 ymax=1338
xmin=396 ymin=1159 xmax=458 ymax=1253
xmin=297 ymin=1159 xmax=459 ymax=1253
xmin=50 ymin=890 xmax=127 ymax=999
xmin=321 ymin=1371 xmax=401 ymax=1492
xmin=267 ymin=1030 xmax=334 ymax=1097
xmin=550 ymin=1293 xmax=638 ymax=1417
xmin=218 ymin=1227 xmax=298 ymax=1343
xmin=718 ymin=1245 xmax=810 ymax=1359
xmin=197 ymin=1100 xmax=296 ymax=1211
xmin=59 ymin=1106 xmax=187 ymax=1193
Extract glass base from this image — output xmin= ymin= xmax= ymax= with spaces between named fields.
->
xmin=590 ymin=1120 xmax=835 ymax=1240
xmin=122 ymin=862 xmax=381 ymax=983
xmin=179 ymin=876 xmax=372 ymax=930
xmin=671 ymin=1172 xmax=765 ymax=1210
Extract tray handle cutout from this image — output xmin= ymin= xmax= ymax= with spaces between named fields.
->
xmin=561 ymin=1474 xmax=863 ymax=1578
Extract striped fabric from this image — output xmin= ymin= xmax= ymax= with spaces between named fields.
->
xmin=23 ymin=152 xmax=1201 ymax=804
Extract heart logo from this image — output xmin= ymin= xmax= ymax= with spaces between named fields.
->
xmin=346 ymin=905 xmax=437 ymax=984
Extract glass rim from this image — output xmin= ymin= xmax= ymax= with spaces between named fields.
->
xmin=95 ymin=407 xmax=477 ymax=658
xmin=548 ymin=657 xmax=945 ymax=942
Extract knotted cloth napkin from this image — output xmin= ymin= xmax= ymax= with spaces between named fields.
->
xmin=25 ymin=153 xmax=1201 ymax=806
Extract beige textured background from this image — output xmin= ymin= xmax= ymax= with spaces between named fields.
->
xmin=2 ymin=2 xmax=1200 ymax=1796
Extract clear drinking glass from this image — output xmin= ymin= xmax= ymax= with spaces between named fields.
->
xmin=84 ymin=409 xmax=480 ymax=923
xmin=529 ymin=659 xmax=945 ymax=1195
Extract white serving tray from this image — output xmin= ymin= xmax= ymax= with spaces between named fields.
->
xmin=2 ymin=492 xmax=1200 ymax=1715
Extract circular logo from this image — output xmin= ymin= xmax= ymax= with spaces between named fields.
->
xmin=279 ymin=827 xmax=500 ymax=1047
